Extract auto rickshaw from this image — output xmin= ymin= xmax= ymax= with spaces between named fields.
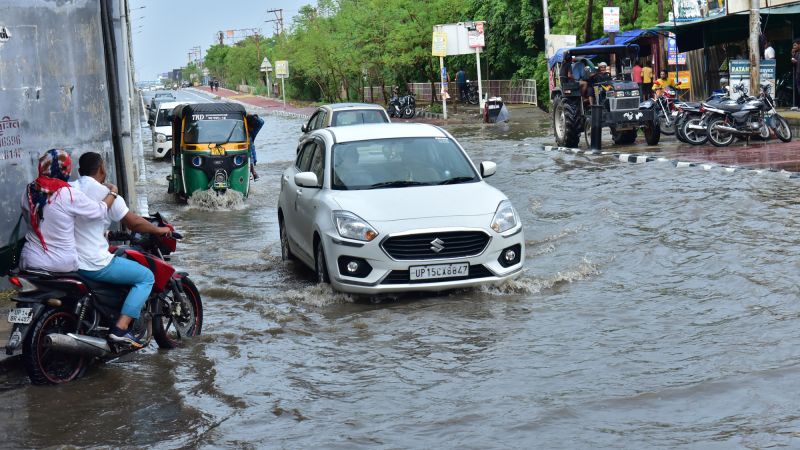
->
xmin=168 ymin=103 xmax=251 ymax=201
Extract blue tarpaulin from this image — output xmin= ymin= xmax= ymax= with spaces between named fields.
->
xmin=547 ymin=29 xmax=657 ymax=68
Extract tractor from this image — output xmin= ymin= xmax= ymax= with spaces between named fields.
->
xmin=548 ymin=44 xmax=660 ymax=148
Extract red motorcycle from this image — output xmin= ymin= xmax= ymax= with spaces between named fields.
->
xmin=4 ymin=213 xmax=203 ymax=385
xmin=654 ymin=86 xmax=678 ymax=135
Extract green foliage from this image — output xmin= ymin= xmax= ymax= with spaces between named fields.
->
xmin=205 ymin=0 xmax=669 ymax=106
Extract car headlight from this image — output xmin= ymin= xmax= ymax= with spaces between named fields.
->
xmin=490 ymin=200 xmax=519 ymax=233
xmin=333 ymin=211 xmax=378 ymax=242
xmin=156 ymin=133 xmax=166 ymax=143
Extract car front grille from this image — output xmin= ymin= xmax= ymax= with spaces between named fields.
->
xmin=380 ymin=264 xmax=494 ymax=285
xmin=612 ymin=97 xmax=640 ymax=111
xmin=381 ymin=231 xmax=491 ymax=260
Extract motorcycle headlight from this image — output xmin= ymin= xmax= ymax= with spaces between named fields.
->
xmin=156 ymin=133 xmax=166 ymax=143
xmin=333 ymin=211 xmax=379 ymax=242
xmin=490 ymin=200 xmax=519 ymax=233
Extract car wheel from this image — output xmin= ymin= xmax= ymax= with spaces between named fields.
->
xmin=315 ymin=241 xmax=330 ymax=284
xmin=279 ymin=216 xmax=295 ymax=261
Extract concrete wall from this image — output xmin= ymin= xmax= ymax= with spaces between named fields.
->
xmin=0 ymin=0 xmax=138 ymax=270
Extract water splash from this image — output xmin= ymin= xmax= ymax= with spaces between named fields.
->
xmin=187 ymin=189 xmax=245 ymax=210
xmin=482 ymin=257 xmax=600 ymax=295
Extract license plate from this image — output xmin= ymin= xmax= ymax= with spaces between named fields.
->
xmin=409 ymin=263 xmax=469 ymax=281
xmin=8 ymin=308 xmax=33 ymax=324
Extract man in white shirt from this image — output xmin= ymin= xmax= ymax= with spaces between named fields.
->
xmin=72 ymin=152 xmax=171 ymax=348
xmin=764 ymin=41 xmax=775 ymax=60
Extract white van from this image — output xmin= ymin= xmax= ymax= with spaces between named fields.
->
xmin=150 ymin=101 xmax=189 ymax=159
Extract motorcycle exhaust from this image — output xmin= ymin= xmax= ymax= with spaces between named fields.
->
xmin=713 ymin=124 xmax=744 ymax=134
xmin=45 ymin=333 xmax=111 ymax=358
xmin=688 ymin=123 xmax=706 ymax=131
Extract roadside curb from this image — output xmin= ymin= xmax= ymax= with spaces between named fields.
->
xmin=542 ymin=145 xmax=800 ymax=179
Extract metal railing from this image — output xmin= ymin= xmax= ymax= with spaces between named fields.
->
xmin=360 ymin=80 xmax=538 ymax=106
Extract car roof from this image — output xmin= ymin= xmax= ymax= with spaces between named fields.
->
xmin=157 ymin=101 xmax=190 ymax=110
xmin=322 ymin=103 xmax=386 ymax=112
xmin=322 ymin=123 xmax=447 ymax=143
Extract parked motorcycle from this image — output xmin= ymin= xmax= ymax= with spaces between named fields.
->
xmin=387 ymin=88 xmax=416 ymax=119
xmin=5 ymin=213 xmax=203 ymax=385
xmin=674 ymin=90 xmax=727 ymax=146
xmin=465 ymin=81 xmax=480 ymax=105
xmin=654 ymin=86 xmax=678 ymax=135
xmin=705 ymin=83 xmax=792 ymax=147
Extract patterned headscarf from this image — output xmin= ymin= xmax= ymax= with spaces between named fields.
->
xmin=26 ymin=149 xmax=73 ymax=251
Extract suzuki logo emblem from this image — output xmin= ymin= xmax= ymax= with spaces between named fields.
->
xmin=430 ymin=238 xmax=445 ymax=253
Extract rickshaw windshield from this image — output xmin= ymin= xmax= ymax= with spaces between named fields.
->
xmin=183 ymin=118 xmax=246 ymax=144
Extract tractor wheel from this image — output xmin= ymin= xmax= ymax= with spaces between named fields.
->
xmin=553 ymin=97 xmax=582 ymax=148
xmin=611 ymin=128 xmax=637 ymax=145
xmin=644 ymin=121 xmax=661 ymax=145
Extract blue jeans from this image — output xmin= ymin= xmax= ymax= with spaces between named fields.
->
xmin=249 ymin=139 xmax=257 ymax=165
xmin=79 ymin=256 xmax=154 ymax=319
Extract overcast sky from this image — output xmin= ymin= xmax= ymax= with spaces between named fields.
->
xmin=130 ymin=0 xmax=306 ymax=80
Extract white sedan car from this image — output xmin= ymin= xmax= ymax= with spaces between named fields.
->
xmin=278 ymin=123 xmax=524 ymax=294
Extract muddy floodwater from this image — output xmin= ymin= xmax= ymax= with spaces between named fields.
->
xmin=2 ymin=94 xmax=800 ymax=449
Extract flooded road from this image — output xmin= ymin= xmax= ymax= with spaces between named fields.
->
xmin=2 ymin=91 xmax=800 ymax=449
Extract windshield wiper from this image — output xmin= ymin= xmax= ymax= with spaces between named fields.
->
xmin=218 ymin=122 xmax=239 ymax=146
xmin=367 ymin=180 xmax=427 ymax=189
xmin=438 ymin=176 xmax=476 ymax=185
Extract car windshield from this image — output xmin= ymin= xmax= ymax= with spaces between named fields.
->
xmin=331 ymin=110 xmax=388 ymax=127
xmin=331 ymin=137 xmax=479 ymax=190
xmin=183 ymin=119 xmax=246 ymax=144
xmin=156 ymin=108 xmax=172 ymax=127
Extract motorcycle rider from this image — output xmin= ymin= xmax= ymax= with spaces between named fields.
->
xmin=72 ymin=152 xmax=172 ymax=348
xmin=20 ymin=149 xmax=115 ymax=273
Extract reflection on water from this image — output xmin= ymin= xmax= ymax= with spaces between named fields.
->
xmin=3 ymin=102 xmax=800 ymax=448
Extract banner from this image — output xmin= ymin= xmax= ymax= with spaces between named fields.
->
xmin=672 ymin=0 xmax=726 ymax=22
xmin=728 ymin=59 xmax=776 ymax=99
xmin=468 ymin=21 xmax=485 ymax=48
xmin=431 ymin=31 xmax=447 ymax=57
xmin=603 ymin=7 xmax=620 ymax=33
xmin=667 ymin=33 xmax=686 ymax=65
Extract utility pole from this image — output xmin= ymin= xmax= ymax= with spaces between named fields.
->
xmin=266 ymin=9 xmax=284 ymax=36
xmin=542 ymin=0 xmax=550 ymax=37
xmin=657 ymin=0 xmax=665 ymax=73
xmin=748 ymin=0 xmax=760 ymax=94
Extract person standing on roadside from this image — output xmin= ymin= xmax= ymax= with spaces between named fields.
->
xmin=792 ymin=40 xmax=799 ymax=109
xmin=641 ymin=62 xmax=654 ymax=99
xmin=632 ymin=61 xmax=643 ymax=100
xmin=246 ymin=113 xmax=265 ymax=181
xmin=763 ymin=40 xmax=775 ymax=60
xmin=455 ymin=68 xmax=467 ymax=103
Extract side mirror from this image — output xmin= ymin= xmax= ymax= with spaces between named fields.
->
xmin=301 ymin=124 xmax=308 ymax=132
xmin=480 ymin=161 xmax=496 ymax=178
xmin=147 ymin=119 xmax=154 ymax=126
xmin=294 ymin=172 xmax=319 ymax=188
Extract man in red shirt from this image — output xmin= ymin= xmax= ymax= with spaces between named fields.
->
xmin=632 ymin=62 xmax=643 ymax=100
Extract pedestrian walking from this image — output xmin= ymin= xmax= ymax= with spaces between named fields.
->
xmin=632 ymin=61 xmax=643 ymax=100
xmin=792 ymin=39 xmax=800 ymax=111
xmin=246 ymin=113 xmax=265 ymax=181
xmin=456 ymin=68 xmax=467 ymax=103
xmin=641 ymin=62 xmax=654 ymax=99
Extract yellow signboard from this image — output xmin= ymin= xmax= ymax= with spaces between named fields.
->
xmin=431 ymin=31 xmax=447 ymax=57
xmin=275 ymin=60 xmax=289 ymax=79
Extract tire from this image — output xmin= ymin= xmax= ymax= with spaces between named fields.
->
xmin=23 ymin=308 xmax=87 ymax=385
xmin=681 ymin=117 xmax=708 ymax=145
xmin=467 ymin=90 xmax=479 ymax=105
xmin=675 ymin=114 xmax=689 ymax=143
xmin=771 ymin=115 xmax=793 ymax=142
xmin=279 ymin=215 xmax=295 ymax=261
xmin=644 ymin=120 xmax=661 ymax=145
xmin=611 ymin=128 xmax=637 ymax=145
xmin=658 ymin=112 xmax=676 ymax=135
xmin=387 ymin=105 xmax=398 ymax=118
xmin=315 ymin=240 xmax=330 ymax=284
xmin=153 ymin=276 xmax=203 ymax=349
xmin=402 ymin=105 xmax=415 ymax=119
xmin=553 ymin=97 xmax=582 ymax=148
xmin=707 ymin=116 xmax=735 ymax=147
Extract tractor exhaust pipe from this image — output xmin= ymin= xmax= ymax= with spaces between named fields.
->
xmin=45 ymin=333 xmax=111 ymax=358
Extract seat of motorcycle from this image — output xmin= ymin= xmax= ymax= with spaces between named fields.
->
xmin=20 ymin=268 xmax=81 ymax=279
xmin=77 ymin=276 xmax=129 ymax=308
xmin=717 ymin=103 xmax=746 ymax=112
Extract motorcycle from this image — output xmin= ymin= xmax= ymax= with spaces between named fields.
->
xmin=5 ymin=213 xmax=203 ymax=385
xmin=654 ymin=86 xmax=678 ymax=135
xmin=674 ymin=90 xmax=727 ymax=146
xmin=705 ymin=83 xmax=793 ymax=147
xmin=387 ymin=88 xmax=416 ymax=119
xmin=465 ymin=80 xmax=480 ymax=105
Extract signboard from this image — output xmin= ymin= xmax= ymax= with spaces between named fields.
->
xmin=468 ymin=21 xmax=485 ymax=48
xmin=260 ymin=57 xmax=272 ymax=72
xmin=275 ymin=60 xmax=289 ymax=78
xmin=432 ymin=31 xmax=447 ymax=57
xmin=431 ymin=23 xmax=483 ymax=56
xmin=672 ymin=0 xmax=726 ymax=22
xmin=728 ymin=59 xmax=776 ymax=99
xmin=667 ymin=33 xmax=687 ymax=65
xmin=545 ymin=34 xmax=576 ymax=59
xmin=669 ymin=70 xmax=692 ymax=89
xmin=603 ymin=7 xmax=620 ymax=33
